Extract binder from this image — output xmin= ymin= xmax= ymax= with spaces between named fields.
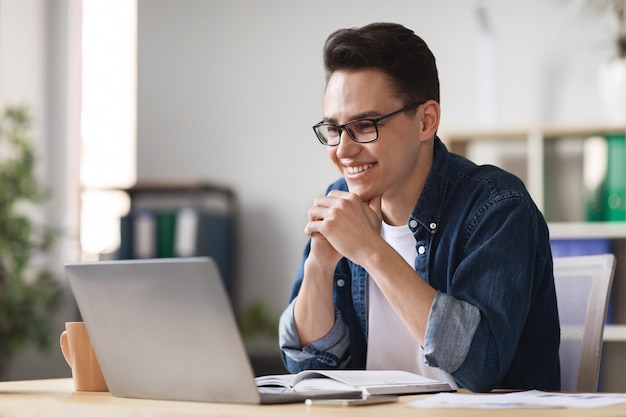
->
xmin=174 ymin=206 xmax=199 ymax=257
xmin=582 ymin=136 xmax=608 ymax=222
xmin=196 ymin=211 xmax=234 ymax=292
xmin=605 ymin=133 xmax=626 ymax=221
xmin=119 ymin=212 xmax=134 ymax=259
xmin=134 ymin=209 xmax=157 ymax=259
xmin=156 ymin=210 xmax=177 ymax=258
xmin=550 ymin=238 xmax=612 ymax=258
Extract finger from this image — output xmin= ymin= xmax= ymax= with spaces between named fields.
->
xmin=304 ymin=220 xmax=324 ymax=237
xmin=326 ymin=189 xmax=351 ymax=199
xmin=312 ymin=195 xmax=337 ymax=210
xmin=304 ymin=222 xmax=314 ymax=237
xmin=308 ymin=205 xmax=332 ymax=222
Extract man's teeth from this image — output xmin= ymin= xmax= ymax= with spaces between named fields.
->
xmin=346 ymin=164 xmax=373 ymax=174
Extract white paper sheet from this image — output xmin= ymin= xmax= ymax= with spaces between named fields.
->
xmin=407 ymin=390 xmax=626 ymax=409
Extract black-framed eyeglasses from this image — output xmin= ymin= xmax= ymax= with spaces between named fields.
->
xmin=312 ymin=100 xmax=426 ymax=146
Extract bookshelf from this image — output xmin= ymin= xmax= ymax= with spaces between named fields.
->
xmin=442 ymin=126 xmax=626 ymax=391
xmin=116 ymin=179 xmax=237 ymax=294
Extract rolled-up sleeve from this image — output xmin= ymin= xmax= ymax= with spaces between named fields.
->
xmin=423 ymin=292 xmax=481 ymax=372
xmin=279 ymin=298 xmax=351 ymax=370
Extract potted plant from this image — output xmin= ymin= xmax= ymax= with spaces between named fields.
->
xmin=237 ymin=299 xmax=279 ymax=353
xmin=237 ymin=299 xmax=284 ymax=374
xmin=0 ymin=106 xmax=62 ymax=378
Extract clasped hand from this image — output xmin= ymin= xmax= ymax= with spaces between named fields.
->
xmin=305 ymin=190 xmax=383 ymax=268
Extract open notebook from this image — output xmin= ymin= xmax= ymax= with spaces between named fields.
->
xmin=256 ymin=369 xmax=454 ymax=396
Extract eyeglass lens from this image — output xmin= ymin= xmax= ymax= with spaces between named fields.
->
xmin=317 ymin=120 xmax=378 ymax=145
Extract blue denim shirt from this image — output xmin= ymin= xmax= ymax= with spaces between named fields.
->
xmin=279 ymin=136 xmax=560 ymax=392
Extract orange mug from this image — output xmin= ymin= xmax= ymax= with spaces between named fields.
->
xmin=59 ymin=322 xmax=108 ymax=391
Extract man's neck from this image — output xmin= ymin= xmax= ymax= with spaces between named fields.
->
xmin=381 ymin=143 xmax=434 ymax=226
xmin=381 ymin=190 xmax=422 ymax=226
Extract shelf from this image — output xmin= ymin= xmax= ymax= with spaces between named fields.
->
xmin=109 ymin=179 xmax=237 ymax=215
xmin=549 ymin=222 xmax=626 ymax=240
xmin=604 ymin=324 xmax=626 ymax=342
xmin=122 ymin=179 xmax=235 ymax=202
xmin=443 ymin=126 xmax=626 ymax=213
xmin=443 ymin=125 xmax=626 ymax=142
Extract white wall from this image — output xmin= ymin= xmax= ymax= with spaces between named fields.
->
xmin=137 ymin=0 xmax=616 ymax=316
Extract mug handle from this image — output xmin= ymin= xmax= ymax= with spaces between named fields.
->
xmin=60 ymin=331 xmax=72 ymax=366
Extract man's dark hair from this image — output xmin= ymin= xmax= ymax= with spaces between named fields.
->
xmin=323 ymin=22 xmax=440 ymax=106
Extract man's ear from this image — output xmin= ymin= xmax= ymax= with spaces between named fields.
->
xmin=420 ymin=100 xmax=440 ymax=138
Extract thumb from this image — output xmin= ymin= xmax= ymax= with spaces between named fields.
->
xmin=368 ymin=195 xmax=383 ymax=220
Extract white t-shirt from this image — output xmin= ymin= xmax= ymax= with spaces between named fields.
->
xmin=366 ymin=221 xmax=457 ymax=388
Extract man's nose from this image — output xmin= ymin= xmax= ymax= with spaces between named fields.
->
xmin=335 ymin=129 xmax=360 ymax=157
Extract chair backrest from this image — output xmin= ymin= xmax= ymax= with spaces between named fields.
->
xmin=553 ymin=254 xmax=616 ymax=392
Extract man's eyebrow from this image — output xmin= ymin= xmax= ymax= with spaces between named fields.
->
xmin=322 ymin=110 xmax=382 ymax=124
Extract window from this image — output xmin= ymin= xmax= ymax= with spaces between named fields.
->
xmin=80 ymin=0 xmax=137 ymax=259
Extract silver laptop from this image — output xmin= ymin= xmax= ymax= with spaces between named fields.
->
xmin=65 ymin=257 xmax=360 ymax=404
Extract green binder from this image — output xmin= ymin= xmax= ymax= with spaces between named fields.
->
xmin=605 ymin=133 xmax=626 ymax=221
xmin=156 ymin=210 xmax=177 ymax=258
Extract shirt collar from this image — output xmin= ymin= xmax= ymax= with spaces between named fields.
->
xmin=409 ymin=135 xmax=449 ymax=233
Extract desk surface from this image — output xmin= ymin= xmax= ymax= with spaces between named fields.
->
xmin=1 ymin=378 xmax=626 ymax=417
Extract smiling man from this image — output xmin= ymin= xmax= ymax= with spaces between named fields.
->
xmin=278 ymin=22 xmax=560 ymax=392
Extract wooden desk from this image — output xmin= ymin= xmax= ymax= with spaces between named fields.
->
xmin=1 ymin=378 xmax=626 ymax=417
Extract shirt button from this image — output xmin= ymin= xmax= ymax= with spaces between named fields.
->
xmin=409 ymin=219 xmax=418 ymax=228
xmin=418 ymin=245 xmax=426 ymax=255
xmin=429 ymin=222 xmax=437 ymax=230
xmin=336 ymin=279 xmax=345 ymax=288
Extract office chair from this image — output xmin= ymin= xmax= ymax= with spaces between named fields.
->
xmin=553 ymin=253 xmax=616 ymax=392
